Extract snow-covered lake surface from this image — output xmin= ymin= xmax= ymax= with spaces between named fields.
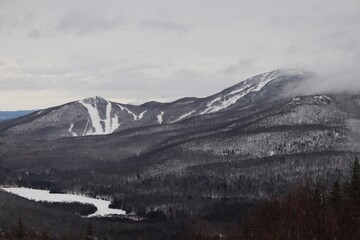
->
xmin=1 ymin=187 xmax=126 ymax=217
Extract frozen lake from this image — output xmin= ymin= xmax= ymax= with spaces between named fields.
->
xmin=1 ymin=187 xmax=126 ymax=217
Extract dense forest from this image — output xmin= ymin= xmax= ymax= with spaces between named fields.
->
xmin=0 ymin=220 xmax=101 ymax=240
xmin=1 ymin=158 xmax=360 ymax=240
xmin=187 ymin=158 xmax=360 ymax=240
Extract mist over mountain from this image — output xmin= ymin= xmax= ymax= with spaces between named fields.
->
xmin=287 ymin=65 xmax=360 ymax=97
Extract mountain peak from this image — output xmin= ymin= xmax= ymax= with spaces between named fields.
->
xmin=238 ymin=68 xmax=313 ymax=91
xmin=79 ymin=96 xmax=108 ymax=105
xmin=82 ymin=96 xmax=106 ymax=101
xmin=197 ymin=69 xmax=312 ymax=116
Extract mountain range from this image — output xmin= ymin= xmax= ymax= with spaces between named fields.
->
xmin=0 ymin=68 xmax=359 ymax=234
xmin=0 ymin=69 xmax=311 ymax=139
xmin=0 ymin=110 xmax=34 ymax=121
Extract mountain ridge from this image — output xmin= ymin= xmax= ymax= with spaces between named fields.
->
xmin=0 ymin=68 xmax=313 ymax=139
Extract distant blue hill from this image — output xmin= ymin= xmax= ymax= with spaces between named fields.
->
xmin=0 ymin=110 xmax=35 ymax=121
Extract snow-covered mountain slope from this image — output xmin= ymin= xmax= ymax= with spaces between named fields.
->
xmin=198 ymin=69 xmax=310 ymax=115
xmin=3 ymin=69 xmax=360 ymax=215
xmin=0 ymin=96 xmax=155 ymax=138
xmin=0 ymin=69 xmax=312 ymax=139
xmin=2 ymin=92 xmax=360 ymax=204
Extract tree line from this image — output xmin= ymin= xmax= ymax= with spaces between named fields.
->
xmin=0 ymin=220 xmax=105 ymax=240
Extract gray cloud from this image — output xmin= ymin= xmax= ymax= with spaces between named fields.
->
xmin=224 ymin=59 xmax=256 ymax=76
xmin=56 ymin=11 xmax=123 ymax=35
xmin=0 ymin=0 xmax=360 ymax=110
xmin=0 ymin=12 xmax=35 ymax=33
xmin=28 ymin=27 xmax=45 ymax=38
xmin=294 ymin=58 xmax=360 ymax=96
xmin=139 ymin=19 xmax=189 ymax=33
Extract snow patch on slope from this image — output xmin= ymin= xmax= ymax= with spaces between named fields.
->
xmin=201 ymin=70 xmax=280 ymax=115
xmin=79 ymin=97 xmax=120 ymax=136
xmin=80 ymin=99 xmax=103 ymax=134
xmin=83 ymin=120 xmax=90 ymax=136
xmin=253 ymin=70 xmax=279 ymax=91
xmin=171 ymin=110 xmax=196 ymax=123
xmin=118 ymin=104 xmax=137 ymax=120
xmin=36 ymin=110 xmax=44 ymax=115
xmin=157 ymin=111 xmax=164 ymax=124
xmin=111 ymin=114 xmax=120 ymax=130
xmin=201 ymin=85 xmax=257 ymax=114
xmin=68 ymin=123 xmax=78 ymax=137
xmin=314 ymin=95 xmax=332 ymax=101
xmin=138 ymin=110 xmax=147 ymax=120
xmin=118 ymin=104 xmax=147 ymax=121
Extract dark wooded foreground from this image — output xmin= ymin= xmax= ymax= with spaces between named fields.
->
xmin=186 ymin=158 xmax=360 ymax=240
xmin=2 ymin=158 xmax=360 ymax=240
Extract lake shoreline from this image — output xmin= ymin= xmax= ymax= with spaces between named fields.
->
xmin=0 ymin=187 xmax=126 ymax=217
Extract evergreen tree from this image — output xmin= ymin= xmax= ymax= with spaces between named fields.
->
xmin=13 ymin=218 xmax=26 ymax=240
xmin=84 ymin=223 xmax=94 ymax=240
xmin=39 ymin=232 xmax=51 ymax=240
xmin=0 ymin=227 xmax=5 ymax=240
xmin=349 ymin=157 xmax=360 ymax=202
xmin=328 ymin=177 xmax=342 ymax=209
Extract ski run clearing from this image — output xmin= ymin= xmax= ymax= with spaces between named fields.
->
xmin=1 ymin=187 xmax=126 ymax=217
xmin=79 ymin=97 xmax=120 ymax=136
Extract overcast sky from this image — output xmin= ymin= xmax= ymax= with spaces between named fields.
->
xmin=0 ymin=0 xmax=359 ymax=110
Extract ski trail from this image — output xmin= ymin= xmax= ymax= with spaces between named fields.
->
xmin=157 ymin=111 xmax=164 ymax=124
xmin=118 ymin=104 xmax=147 ymax=121
xmin=80 ymin=98 xmax=120 ymax=135
xmin=68 ymin=123 xmax=78 ymax=137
